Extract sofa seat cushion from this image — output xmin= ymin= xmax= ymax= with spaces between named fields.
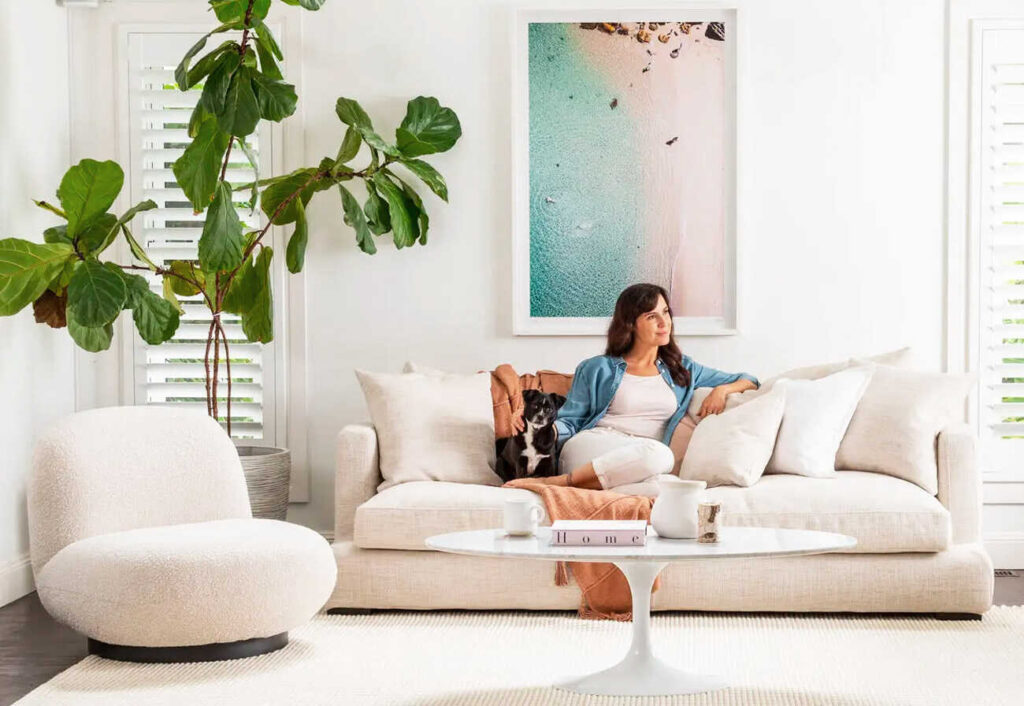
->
xmin=355 ymin=482 xmax=545 ymax=551
xmin=704 ymin=471 xmax=950 ymax=552
xmin=354 ymin=471 xmax=950 ymax=553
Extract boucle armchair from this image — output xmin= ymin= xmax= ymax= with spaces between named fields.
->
xmin=28 ymin=406 xmax=336 ymax=662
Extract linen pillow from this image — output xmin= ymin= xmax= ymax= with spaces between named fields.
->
xmin=757 ymin=345 xmax=912 ymax=391
xmin=679 ymin=386 xmax=787 ymax=487
xmin=834 ymin=362 xmax=974 ymax=494
xmin=764 ymin=367 xmax=874 ymax=478
xmin=355 ymin=368 xmax=500 ymax=491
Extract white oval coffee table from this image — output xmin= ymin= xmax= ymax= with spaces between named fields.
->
xmin=426 ymin=526 xmax=856 ymax=697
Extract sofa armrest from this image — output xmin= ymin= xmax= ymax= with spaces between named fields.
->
xmin=936 ymin=423 xmax=982 ymax=544
xmin=335 ymin=424 xmax=382 ymax=541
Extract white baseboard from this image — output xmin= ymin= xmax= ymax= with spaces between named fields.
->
xmin=984 ymin=532 xmax=1024 ymax=570
xmin=1 ymin=554 xmax=35 ymax=607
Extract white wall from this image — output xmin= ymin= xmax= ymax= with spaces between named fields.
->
xmin=0 ymin=3 xmax=73 ymax=605
xmin=287 ymin=0 xmax=947 ymax=532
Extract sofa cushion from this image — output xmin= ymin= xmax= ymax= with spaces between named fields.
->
xmin=354 ymin=471 xmax=950 ymax=553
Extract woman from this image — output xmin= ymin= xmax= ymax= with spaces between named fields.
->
xmin=528 ymin=283 xmax=759 ymax=495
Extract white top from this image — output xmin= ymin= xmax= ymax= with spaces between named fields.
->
xmin=426 ymin=527 xmax=857 ymax=563
xmin=594 ymin=373 xmax=678 ymax=440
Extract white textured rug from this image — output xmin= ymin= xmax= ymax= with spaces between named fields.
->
xmin=17 ymin=607 xmax=1024 ymax=706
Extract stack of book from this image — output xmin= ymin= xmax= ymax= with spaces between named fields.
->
xmin=549 ymin=520 xmax=648 ymax=546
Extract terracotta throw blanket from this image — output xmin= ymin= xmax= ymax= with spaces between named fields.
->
xmin=503 ymin=479 xmax=656 ymax=621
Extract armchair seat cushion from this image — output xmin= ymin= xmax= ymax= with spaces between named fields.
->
xmin=35 ymin=518 xmax=336 ymax=648
xmin=354 ymin=471 xmax=950 ymax=554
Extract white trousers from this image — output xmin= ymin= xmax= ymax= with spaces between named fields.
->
xmin=558 ymin=427 xmax=676 ymax=496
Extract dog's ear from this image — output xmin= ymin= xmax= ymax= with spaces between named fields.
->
xmin=550 ymin=393 xmax=567 ymax=410
xmin=521 ymin=389 xmax=542 ymax=407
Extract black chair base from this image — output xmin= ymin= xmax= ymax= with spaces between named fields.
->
xmin=88 ymin=632 xmax=288 ymax=663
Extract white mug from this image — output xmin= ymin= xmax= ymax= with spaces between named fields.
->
xmin=504 ymin=500 xmax=543 ymax=536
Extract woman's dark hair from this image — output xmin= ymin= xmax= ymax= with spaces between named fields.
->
xmin=605 ymin=283 xmax=691 ymax=388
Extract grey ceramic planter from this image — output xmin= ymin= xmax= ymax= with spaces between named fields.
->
xmin=237 ymin=446 xmax=290 ymax=520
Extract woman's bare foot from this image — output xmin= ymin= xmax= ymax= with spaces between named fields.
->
xmin=530 ymin=463 xmax=603 ymax=490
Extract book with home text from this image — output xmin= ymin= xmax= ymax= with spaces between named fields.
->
xmin=549 ymin=520 xmax=648 ymax=546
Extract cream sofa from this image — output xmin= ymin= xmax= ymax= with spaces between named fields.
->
xmin=327 ymin=422 xmax=993 ymax=617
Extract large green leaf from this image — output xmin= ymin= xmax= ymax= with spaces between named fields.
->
xmin=396 ymin=97 xmax=462 ymax=157
xmin=67 ymin=318 xmax=113 ymax=353
xmin=253 ymin=21 xmax=283 ymax=80
xmin=66 ymin=259 xmax=127 ymax=327
xmin=363 ymin=181 xmax=390 ymax=235
xmin=197 ymin=53 xmax=239 ymax=115
xmin=338 ymin=185 xmax=376 ymax=255
xmin=281 ymin=0 xmax=326 ymax=11
xmin=174 ymin=19 xmax=242 ymax=91
xmin=120 ymin=224 xmax=159 ymax=272
xmin=218 ymin=70 xmax=261 ymax=138
xmin=260 ymin=168 xmax=318 ymax=225
xmin=199 ymin=182 xmax=245 ymax=273
xmin=335 ymin=126 xmax=362 ymax=168
xmin=43 ymin=225 xmax=70 ymax=245
xmin=116 ymin=269 xmax=152 ymax=309
xmin=224 ymin=247 xmax=274 ymax=342
xmin=57 ymin=160 xmax=124 ymax=240
xmin=335 ymin=97 xmax=398 ymax=156
xmin=234 ymin=138 xmax=260 ymax=212
xmin=209 ymin=0 xmax=270 ymax=23
xmin=186 ymin=40 xmax=238 ymax=89
xmin=285 ymin=200 xmax=309 ymax=273
xmin=251 ymin=72 xmax=297 ymax=122
xmin=395 ymin=158 xmax=448 ymax=202
xmin=173 ymin=115 xmax=231 ymax=211
xmin=167 ymin=260 xmax=202 ymax=296
xmin=132 ymin=287 xmax=181 ymax=344
xmin=0 ymin=239 xmax=75 ymax=316
xmin=335 ymin=97 xmax=373 ymax=130
xmin=372 ymin=173 xmax=418 ymax=248
xmin=75 ymin=214 xmax=120 ymax=255
xmin=394 ymin=175 xmax=429 ymax=246
xmin=242 ymin=247 xmax=274 ymax=342
xmin=94 ymin=199 xmax=158 ymax=254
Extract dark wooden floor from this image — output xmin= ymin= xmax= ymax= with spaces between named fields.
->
xmin=2 ymin=577 xmax=1022 ymax=705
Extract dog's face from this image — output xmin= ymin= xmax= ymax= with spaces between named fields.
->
xmin=521 ymin=389 xmax=566 ymax=429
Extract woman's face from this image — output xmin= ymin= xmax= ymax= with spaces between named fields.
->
xmin=634 ymin=295 xmax=672 ymax=347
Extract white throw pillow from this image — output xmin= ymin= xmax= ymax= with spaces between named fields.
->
xmin=835 ymin=361 xmax=975 ymax=494
xmin=355 ymin=368 xmax=500 ymax=491
xmin=679 ymin=387 xmax=787 ymax=487
xmin=764 ymin=367 xmax=874 ymax=478
xmin=757 ymin=345 xmax=913 ymax=392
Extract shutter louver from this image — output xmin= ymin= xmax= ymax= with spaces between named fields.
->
xmin=127 ymin=35 xmax=277 ymax=443
xmin=978 ymin=25 xmax=1024 ymax=472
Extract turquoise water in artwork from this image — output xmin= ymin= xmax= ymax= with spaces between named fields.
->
xmin=528 ymin=23 xmax=644 ymax=318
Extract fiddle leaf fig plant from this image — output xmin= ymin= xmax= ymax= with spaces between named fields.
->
xmin=0 ymin=0 xmax=461 ymax=433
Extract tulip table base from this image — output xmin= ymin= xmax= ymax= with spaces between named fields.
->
xmin=425 ymin=527 xmax=857 ymax=698
xmin=556 ymin=561 xmax=728 ymax=696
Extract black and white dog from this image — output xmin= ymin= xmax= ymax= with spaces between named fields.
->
xmin=495 ymin=389 xmax=567 ymax=482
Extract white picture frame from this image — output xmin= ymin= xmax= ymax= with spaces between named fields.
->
xmin=511 ymin=8 xmax=738 ymax=336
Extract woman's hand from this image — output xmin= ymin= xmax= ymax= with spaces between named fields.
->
xmin=697 ymin=386 xmax=729 ymax=419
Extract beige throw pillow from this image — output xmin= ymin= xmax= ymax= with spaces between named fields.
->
xmin=834 ymin=361 xmax=974 ymax=494
xmin=355 ymin=368 xmax=500 ymax=492
xmin=679 ymin=387 xmax=787 ymax=487
xmin=672 ymin=347 xmax=912 ymax=471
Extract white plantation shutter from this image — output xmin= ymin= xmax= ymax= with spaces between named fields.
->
xmin=126 ymin=32 xmax=279 ymax=443
xmin=975 ymin=22 xmax=1024 ymax=474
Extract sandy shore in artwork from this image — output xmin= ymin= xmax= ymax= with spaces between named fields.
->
xmin=575 ymin=22 xmax=726 ymax=318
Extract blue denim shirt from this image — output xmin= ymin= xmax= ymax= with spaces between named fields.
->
xmin=553 ymin=354 xmax=760 ymax=455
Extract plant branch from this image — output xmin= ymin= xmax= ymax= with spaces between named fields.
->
xmin=204 ymin=318 xmax=216 ymax=417
xmin=216 ymin=0 xmax=257 ymax=186
xmin=216 ymin=317 xmax=234 ymax=436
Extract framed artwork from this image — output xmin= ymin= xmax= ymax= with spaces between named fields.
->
xmin=512 ymin=9 xmax=738 ymax=336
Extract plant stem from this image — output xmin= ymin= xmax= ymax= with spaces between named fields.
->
xmin=216 ymin=0 xmax=257 ymax=187
xmin=203 ymin=318 xmax=216 ymax=417
xmin=217 ymin=317 xmax=234 ymax=436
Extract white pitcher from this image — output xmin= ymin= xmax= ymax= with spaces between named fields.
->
xmin=650 ymin=476 xmax=707 ymax=539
